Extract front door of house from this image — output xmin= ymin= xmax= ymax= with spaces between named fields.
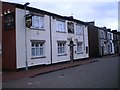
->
xmin=69 ymin=40 xmax=74 ymax=62
xmin=102 ymin=46 xmax=104 ymax=56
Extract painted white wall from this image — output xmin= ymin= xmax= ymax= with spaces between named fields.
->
xmin=16 ymin=8 xmax=89 ymax=68
xmin=98 ymin=29 xmax=115 ymax=56
xmin=16 ymin=8 xmax=51 ymax=68
xmin=51 ymin=18 xmax=89 ymax=64
xmin=51 ymin=18 xmax=70 ymax=63
xmin=110 ymin=32 xmax=115 ymax=54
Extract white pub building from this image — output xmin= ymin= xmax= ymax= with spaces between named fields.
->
xmin=2 ymin=2 xmax=89 ymax=70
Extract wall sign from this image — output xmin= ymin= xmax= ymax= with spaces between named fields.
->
xmin=4 ymin=12 xmax=15 ymax=30
xmin=26 ymin=14 xmax=32 ymax=28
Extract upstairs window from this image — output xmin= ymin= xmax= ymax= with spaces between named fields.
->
xmin=101 ymin=31 xmax=104 ymax=38
xmin=76 ymin=24 xmax=84 ymax=35
xmin=110 ymin=33 xmax=112 ymax=40
xmin=32 ymin=16 xmax=44 ymax=29
xmin=67 ymin=22 xmax=74 ymax=34
xmin=57 ymin=20 xmax=65 ymax=32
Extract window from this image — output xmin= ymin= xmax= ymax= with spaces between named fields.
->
xmin=31 ymin=41 xmax=45 ymax=57
xmin=57 ymin=20 xmax=65 ymax=32
xmin=110 ymin=43 xmax=112 ymax=52
xmin=68 ymin=22 xmax=74 ymax=33
xmin=110 ymin=33 xmax=112 ymax=40
xmin=76 ymin=24 xmax=84 ymax=35
xmin=77 ymin=42 xmax=83 ymax=53
xmin=32 ymin=16 xmax=44 ymax=29
xmin=102 ymin=31 xmax=104 ymax=38
xmin=57 ymin=41 xmax=66 ymax=55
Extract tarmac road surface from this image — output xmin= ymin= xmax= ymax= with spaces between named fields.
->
xmin=2 ymin=55 xmax=119 ymax=88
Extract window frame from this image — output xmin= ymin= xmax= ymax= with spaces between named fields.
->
xmin=76 ymin=24 xmax=84 ymax=35
xmin=56 ymin=20 xmax=65 ymax=32
xmin=57 ymin=41 xmax=66 ymax=56
xmin=31 ymin=15 xmax=44 ymax=30
xmin=76 ymin=42 xmax=83 ymax=54
xmin=31 ymin=40 xmax=45 ymax=58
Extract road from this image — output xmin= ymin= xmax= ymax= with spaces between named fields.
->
xmin=2 ymin=55 xmax=119 ymax=88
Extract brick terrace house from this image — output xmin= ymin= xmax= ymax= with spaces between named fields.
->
xmin=2 ymin=2 xmax=89 ymax=70
xmin=87 ymin=21 xmax=100 ymax=58
xmin=87 ymin=21 xmax=114 ymax=58
xmin=112 ymin=30 xmax=120 ymax=54
xmin=98 ymin=27 xmax=114 ymax=56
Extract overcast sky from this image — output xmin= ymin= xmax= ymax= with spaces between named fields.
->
xmin=2 ymin=0 xmax=119 ymax=31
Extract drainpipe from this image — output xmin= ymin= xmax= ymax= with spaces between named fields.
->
xmin=49 ymin=16 xmax=52 ymax=64
xmin=83 ymin=25 xmax=85 ymax=51
xmin=24 ymin=2 xmax=30 ymax=71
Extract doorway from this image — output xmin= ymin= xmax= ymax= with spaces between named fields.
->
xmin=69 ymin=40 xmax=74 ymax=62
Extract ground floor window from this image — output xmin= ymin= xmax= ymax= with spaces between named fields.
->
xmin=57 ymin=41 xmax=66 ymax=55
xmin=31 ymin=40 xmax=45 ymax=57
xmin=77 ymin=42 xmax=83 ymax=53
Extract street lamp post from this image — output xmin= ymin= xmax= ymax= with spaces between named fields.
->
xmin=24 ymin=2 xmax=30 ymax=71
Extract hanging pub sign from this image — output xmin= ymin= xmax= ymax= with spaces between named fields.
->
xmin=26 ymin=14 xmax=32 ymax=28
xmin=4 ymin=12 xmax=15 ymax=30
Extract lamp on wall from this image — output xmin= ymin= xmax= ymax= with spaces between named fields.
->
xmin=0 ymin=9 xmax=11 ymax=16
xmin=7 ymin=10 xmax=11 ymax=13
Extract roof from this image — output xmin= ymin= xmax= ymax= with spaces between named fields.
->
xmin=2 ymin=1 xmax=86 ymax=25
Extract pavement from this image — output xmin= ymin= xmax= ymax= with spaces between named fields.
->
xmin=2 ymin=54 xmax=118 ymax=82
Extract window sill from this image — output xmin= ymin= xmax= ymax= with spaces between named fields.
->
xmin=68 ymin=33 xmax=74 ymax=34
xmin=30 ymin=27 xmax=45 ymax=31
xmin=56 ymin=31 xmax=66 ymax=33
xmin=31 ymin=56 xmax=46 ymax=59
xmin=76 ymin=52 xmax=83 ymax=54
xmin=76 ymin=34 xmax=83 ymax=35
xmin=57 ymin=54 xmax=67 ymax=56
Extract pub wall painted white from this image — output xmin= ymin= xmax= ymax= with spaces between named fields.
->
xmin=16 ymin=8 xmax=51 ymax=68
xmin=51 ymin=17 xmax=89 ymax=64
xmin=16 ymin=8 xmax=89 ymax=69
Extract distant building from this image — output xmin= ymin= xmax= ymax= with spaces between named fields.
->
xmin=87 ymin=22 xmax=114 ymax=58
xmin=98 ymin=27 xmax=114 ymax=56
xmin=112 ymin=30 xmax=120 ymax=54
xmin=87 ymin=21 xmax=100 ymax=58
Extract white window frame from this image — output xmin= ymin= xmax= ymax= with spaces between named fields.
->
xmin=32 ymin=15 xmax=44 ymax=29
xmin=57 ymin=20 xmax=65 ymax=32
xmin=31 ymin=41 xmax=45 ymax=58
xmin=57 ymin=41 xmax=66 ymax=55
xmin=76 ymin=24 xmax=84 ymax=35
xmin=77 ymin=42 xmax=83 ymax=54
